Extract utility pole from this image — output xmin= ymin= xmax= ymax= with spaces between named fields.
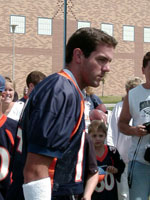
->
xmin=63 ymin=0 xmax=67 ymax=68
xmin=10 ymin=24 xmax=17 ymax=81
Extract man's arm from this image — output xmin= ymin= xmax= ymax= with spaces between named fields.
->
xmin=24 ymin=153 xmax=53 ymax=183
xmin=23 ymin=153 xmax=53 ymax=200
xmin=118 ymin=94 xmax=147 ymax=137
xmin=81 ymin=172 xmax=98 ymax=200
xmin=82 ymin=134 xmax=99 ymax=200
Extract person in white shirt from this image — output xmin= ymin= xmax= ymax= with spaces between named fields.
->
xmin=119 ymin=52 xmax=150 ymax=200
xmin=107 ymin=77 xmax=142 ymax=200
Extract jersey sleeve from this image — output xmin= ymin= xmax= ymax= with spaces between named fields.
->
xmin=108 ymin=146 xmax=125 ymax=182
xmin=85 ymin=133 xmax=98 ymax=175
xmin=22 ymin=74 xmax=81 ymax=159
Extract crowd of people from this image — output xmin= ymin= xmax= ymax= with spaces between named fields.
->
xmin=0 ymin=27 xmax=150 ymax=200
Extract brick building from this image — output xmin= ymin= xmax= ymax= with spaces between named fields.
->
xmin=0 ymin=0 xmax=150 ymax=96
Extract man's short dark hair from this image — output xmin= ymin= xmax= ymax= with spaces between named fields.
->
xmin=143 ymin=52 xmax=150 ymax=68
xmin=26 ymin=71 xmax=46 ymax=87
xmin=66 ymin=27 xmax=118 ymax=64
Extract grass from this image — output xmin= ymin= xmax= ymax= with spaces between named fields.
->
xmin=99 ymin=96 xmax=122 ymax=111
xmin=99 ymin=96 xmax=122 ymax=104
xmin=107 ymin=106 xmax=115 ymax=111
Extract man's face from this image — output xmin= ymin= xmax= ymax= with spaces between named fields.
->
xmin=142 ymin=61 xmax=150 ymax=83
xmin=80 ymin=44 xmax=114 ymax=88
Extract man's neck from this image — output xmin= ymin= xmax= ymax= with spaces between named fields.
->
xmin=65 ymin=65 xmax=85 ymax=90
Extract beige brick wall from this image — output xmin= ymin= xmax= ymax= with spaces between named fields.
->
xmin=0 ymin=0 xmax=150 ymax=96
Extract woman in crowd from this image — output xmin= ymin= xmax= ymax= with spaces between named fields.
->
xmin=2 ymin=77 xmax=24 ymax=121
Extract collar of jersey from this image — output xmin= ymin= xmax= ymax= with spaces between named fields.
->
xmin=63 ymin=69 xmax=84 ymax=98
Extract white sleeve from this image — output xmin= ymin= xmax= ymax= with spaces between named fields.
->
xmin=107 ymin=102 xmax=122 ymax=147
xmin=23 ymin=177 xmax=51 ymax=200
xmin=7 ymin=101 xmax=25 ymax=121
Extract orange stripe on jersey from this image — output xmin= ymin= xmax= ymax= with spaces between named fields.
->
xmin=10 ymin=172 xmax=13 ymax=183
xmin=5 ymin=129 xmax=15 ymax=146
xmin=96 ymin=145 xmax=108 ymax=162
xmin=58 ymin=70 xmax=84 ymax=100
xmin=49 ymin=158 xmax=57 ymax=189
xmin=0 ymin=114 xmax=7 ymax=127
xmin=71 ymin=100 xmax=84 ymax=138
xmin=58 ymin=70 xmax=84 ymax=138
xmin=48 ymin=71 xmax=84 ymax=188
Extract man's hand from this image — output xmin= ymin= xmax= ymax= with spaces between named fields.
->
xmin=134 ymin=125 xmax=148 ymax=137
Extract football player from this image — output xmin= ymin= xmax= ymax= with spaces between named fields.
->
xmin=17 ymin=28 xmax=117 ymax=200
xmin=6 ymin=71 xmax=46 ymax=200
xmin=0 ymin=75 xmax=18 ymax=200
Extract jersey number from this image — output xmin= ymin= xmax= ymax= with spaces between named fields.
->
xmin=0 ymin=147 xmax=10 ymax=181
xmin=17 ymin=127 xmax=23 ymax=153
xmin=95 ymin=172 xmax=115 ymax=192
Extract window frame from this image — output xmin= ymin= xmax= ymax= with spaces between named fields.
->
xmin=10 ymin=15 xmax=26 ymax=34
xmin=123 ymin=25 xmax=134 ymax=42
xmin=77 ymin=21 xmax=91 ymax=29
xmin=101 ymin=23 xmax=113 ymax=36
xmin=37 ymin=17 xmax=52 ymax=36
xmin=144 ymin=27 xmax=150 ymax=43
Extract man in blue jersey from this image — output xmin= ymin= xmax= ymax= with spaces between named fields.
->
xmin=22 ymin=27 xmax=118 ymax=200
xmin=0 ymin=75 xmax=18 ymax=200
xmin=6 ymin=71 xmax=46 ymax=200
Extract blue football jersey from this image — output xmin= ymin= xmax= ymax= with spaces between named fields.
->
xmin=92 ymin=145 xmax=125 ymax=200
xmin=28 ymin=70 xmax=87 ymax=195
xmin=6 ymin=114 xmax=29 ymax=200
xmin=7 ymin=70 xmax=88 ymax=199
xmin=0 ymin=115 xmax=18 ymax=200
xmin=25 ymin=70 xmax=84 ymax=158
xmin=50 ymin=131 xmax=98 ymax=197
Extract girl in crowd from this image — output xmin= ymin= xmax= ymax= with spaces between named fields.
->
xmin=2 ymin=77 xmax=24 ymax=121
xmin=88 ymin=120 xmax=125 ymax=200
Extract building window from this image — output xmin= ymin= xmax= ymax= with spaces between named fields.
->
xmin=144 ymin=27 xmax=150 ymax=43
xmin=123 ymin=25 xmax=134 ymax=41
xmin=78 ymin=21 xmax=90 ymax=29
xmin=10 ymin=15 xmax=26 ymax=34
xmin=101 ymin=23 xmax=113 ymax=36
xmin=38 ymin=18 xmax=52 ymax=35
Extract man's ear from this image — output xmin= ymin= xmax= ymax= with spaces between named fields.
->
xmin=142 ymin=67 xmax=144 ymax=74
xmin=73 ymin=48 xmax=83 ymax=64
xmin=28 ymin=83 xmax=34 ymax=90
